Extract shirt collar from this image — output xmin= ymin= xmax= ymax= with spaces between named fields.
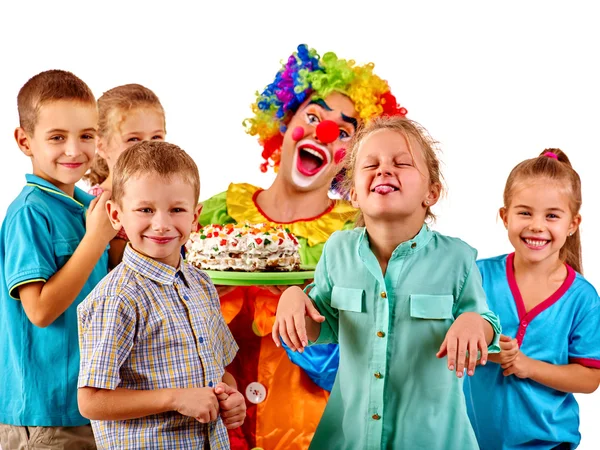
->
xmin=122 ymin=244 xmax=188 ymax=285
xmin=358 ymin=223 xmax=433 ymax=261
xmin=25 ymin=174 xmax=94 ymax=210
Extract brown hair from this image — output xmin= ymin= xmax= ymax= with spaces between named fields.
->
xmin=343 ymin=115 xmax=444 ymax=226
xmin=17 ymin=70 xmax=96 ymax=135
xmin=84 ymin=84 xmax=165 ymax=186
xmin=503 ymin=148 xmax=583 ymax=273
xmin=112 ymin=140 xmax=199 ymax=207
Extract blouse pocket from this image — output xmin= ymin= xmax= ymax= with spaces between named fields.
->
xmin=331 ymin=286 xmax=365 ymax=313
xmin=410 ymin=294 xmax=454 ymax=319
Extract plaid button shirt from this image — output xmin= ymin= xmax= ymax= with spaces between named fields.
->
xmin=78 ymin=245 xmax=238 ymax=449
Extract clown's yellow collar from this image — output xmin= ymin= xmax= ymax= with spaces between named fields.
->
xmin=226 ymin=183 xmax=356 ymax=247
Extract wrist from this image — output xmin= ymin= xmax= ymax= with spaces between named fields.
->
xmin=164 ymin=388 xmax=180 ymax=412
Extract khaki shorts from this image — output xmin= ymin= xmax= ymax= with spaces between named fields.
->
xmin=0 ymin=424 xmax=96 ymax=450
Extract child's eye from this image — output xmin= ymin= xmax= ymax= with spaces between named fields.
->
xmin=306 ymin=113 xmax=320 ymax=125
xmin=49 ymin=135 xmax=64 ymax=142
xmin=128 ymin=137 xmax=141 ymax=142
xmin=138 ymin=208 xmax=153 ymax=213
xmin=152 ymin=135 xmax=164 ymax=141
xmin=518 ymin=211 xmax=530 ymax=216
xmin=82 ymin=134 xmax=95 ymax=140
xmin=547 ymin=213 xmax=559 ymax=219
xmin=172 ymin=208 xmax=186 ymax=213
xmin=364 ymin=164 xmax=377 ymax=169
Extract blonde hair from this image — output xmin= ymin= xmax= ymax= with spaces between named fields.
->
xmin=503 ymin=148 xmax=583 ymax=273
xmin=84 ymin=84 xmax=165 ymax=186
xmin=343 ymin=116 xmax=444 ymax=226
xmin=17 ymin=70 xmax=95 ymax=135
xmin=112 ymin=141 xmax=199 ymax=207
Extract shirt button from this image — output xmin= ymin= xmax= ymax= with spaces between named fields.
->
xmin=411 ymin=242 xmax=417 ymax=249
xmin=380 ymin=292 xmax=387 ymax=299
xmin=374 ymin=372 xmax=383 ymax=379
xmin=198 ymin=337 xmax=204 ymax=343
xmin=183 ymin=295 xmax=189 ymax=301
xmin=377 ymin=331 xmax=385 ymax=338
xmin=372 ymin=414 xmax=381 ymax=420
xmin=208 ymin=381 xmax=213 ymax=387
xmin=245 ymin=382 xmax=267 ymax=404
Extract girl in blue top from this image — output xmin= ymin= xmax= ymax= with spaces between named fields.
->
xmin=465 ymin=149 xmax=600 ymax=450
xmin=272 ymin=116 xmax=502 ymax=449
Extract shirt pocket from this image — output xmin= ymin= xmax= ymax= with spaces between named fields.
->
xmin=410 ymin=294 xmax=454 ymax=320
xmin=53 ymin=238 xmax=78 ymax=267
xmin=331 ymin=286 xmax=365 ymax=313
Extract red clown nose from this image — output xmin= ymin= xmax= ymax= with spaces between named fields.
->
xmin=316 ymin=120 xmax=339 ymax=144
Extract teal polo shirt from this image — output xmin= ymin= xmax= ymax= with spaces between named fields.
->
xmin=0 ymin=174 xmax=109 ymax=426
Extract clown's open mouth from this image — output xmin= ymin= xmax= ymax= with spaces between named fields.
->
xmin=296 ymin=146 xmax=327 ymax=176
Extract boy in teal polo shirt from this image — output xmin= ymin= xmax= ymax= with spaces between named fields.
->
xmin=0 ymin=70 xmax=116 ymax=450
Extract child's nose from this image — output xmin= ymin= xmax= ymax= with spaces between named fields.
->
xmin=152 ymin=213 xmax=172 ymax=231
xmin=64 ymin=141 xmax=83 ymax=157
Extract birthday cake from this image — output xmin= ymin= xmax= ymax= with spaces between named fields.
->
xmin=186 ymin=223 xmax=301 ymax=272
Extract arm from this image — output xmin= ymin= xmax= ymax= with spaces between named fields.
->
xmin=503 ymin=356 xmax=600 ymax=394
xmin=78 ymin=386 xmax=219 ymax=422
xmin=437 ymin=258 xmax=502 ymax=377
xmin=19 ymin=192 xmax=116 ymax=327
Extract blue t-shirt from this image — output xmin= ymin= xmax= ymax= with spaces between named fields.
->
xmin=464 ymin=253 xmax=600 ymax=450
xmin=0 ymin=174 xmax=109 ymax=426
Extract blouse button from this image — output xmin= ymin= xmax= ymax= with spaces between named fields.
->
xmin=380 ymin=292 xmax=387 ymax=298
xmin=377 ymin=331 xmax=385 ymax=338
xmin=374 ymin=372 xmax=383 ymax=379
xmin=411 ymin=242 xmax=417 ymax=249
xmin=372 ymin=414 xmax=381 ymax=420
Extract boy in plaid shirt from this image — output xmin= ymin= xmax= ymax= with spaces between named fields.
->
xmin=77 ymin=141 xmax=245 ymax=449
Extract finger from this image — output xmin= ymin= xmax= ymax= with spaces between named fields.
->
xmin=87 ymin=196 xmax=100 ymax=212
xmin=225 ymin=420 xmax=244 ymax=430
xmin=503 ymin=366 xmax=515 ymax=377
xmin=479 ymin=336 xmax=488 ymax=366
xmin=279 ymin=319 xmax=297 ymax=351
xmin=466 ymin=340 xmax=478 ymax=376
xmin=209 ymin=402 xmax=218 ymax=422
xmin=305 ymin=299 xmax=325 ymax=322
xmin=436 ymin=336 xmax=448 ymax=359
xmin=196 ymin=412 xmax=209 ymax=423
xmin=499 ymin=334 xmax=512 ymax=342
xmin=221 ymin=406 xmax=245 ymax=419
xmin=294 ymin=312 xmax=309 ymax=349
xmin=446 ymin=336 xmax=458 ymax=371
xmin=284 ymin=315 xmax=303 ymax=351
xmin=271 ymin=321 xmax=282 ymax=348
xmin=455 ymin=338 xmax=467 ymax=377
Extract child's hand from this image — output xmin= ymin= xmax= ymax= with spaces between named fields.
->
xmin=174 ymin=387 xmax=219 ymax=423
xmin=214 ymin=382 xmax=246 ymax=429
xmin=86 ymin=191 xmax=117 ymax=243
xmin=487 ymin=335 xmax=519 ymax=367
xmin=501 ymin=352 xmax=534 ymax=379
xmin=436 ymin=312 xmax=490 ymax=378
xmin=272 ymin=286 xmax=325 ymax=352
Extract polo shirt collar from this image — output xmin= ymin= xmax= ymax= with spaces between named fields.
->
xmin=122 ymin=244 xmax=188 ymax=285
xmin=25 ymin=174 xmax=94 ymax=210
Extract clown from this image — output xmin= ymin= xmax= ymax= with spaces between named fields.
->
xmin=199 ymin=44 xmax=406 ymax=450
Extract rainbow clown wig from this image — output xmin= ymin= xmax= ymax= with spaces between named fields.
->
xmin=244 ymin=43 xmax=407 ymax=192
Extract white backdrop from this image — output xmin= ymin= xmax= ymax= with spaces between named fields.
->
xmin=1 ymin=1 xmax=599 ymax=447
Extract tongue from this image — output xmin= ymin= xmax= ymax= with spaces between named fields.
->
xmin=299 ymin=150 xmax=322 ymax=173
xmin=374 ymin=185 xmax=396 ymax=195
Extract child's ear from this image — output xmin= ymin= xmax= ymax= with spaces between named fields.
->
xmin=192 ymin=203 xmax=203 ymax=229
xmin=105 ymin=200 xmax=124 ymax=232
xmin=350 ymin=187 xmax=359 ymax=209
xmin=424 ymin=182 xmax=442 ymax=208
xmin=568 ymin=213 xmax=582 ymax=236
xmin=15 ymin=127 xmax=32 ymax=157
xmin=96 ymin=137 xmax=108 ymax=159
xmin=499 ymin=207 xmax=508 ymax=229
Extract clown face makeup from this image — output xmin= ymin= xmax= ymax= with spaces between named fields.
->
xmin=278 ymin=92 xmax=357 ymax=192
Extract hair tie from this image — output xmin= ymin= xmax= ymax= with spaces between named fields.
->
xmin=544 ymin=151 xmax=559 ymax=160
